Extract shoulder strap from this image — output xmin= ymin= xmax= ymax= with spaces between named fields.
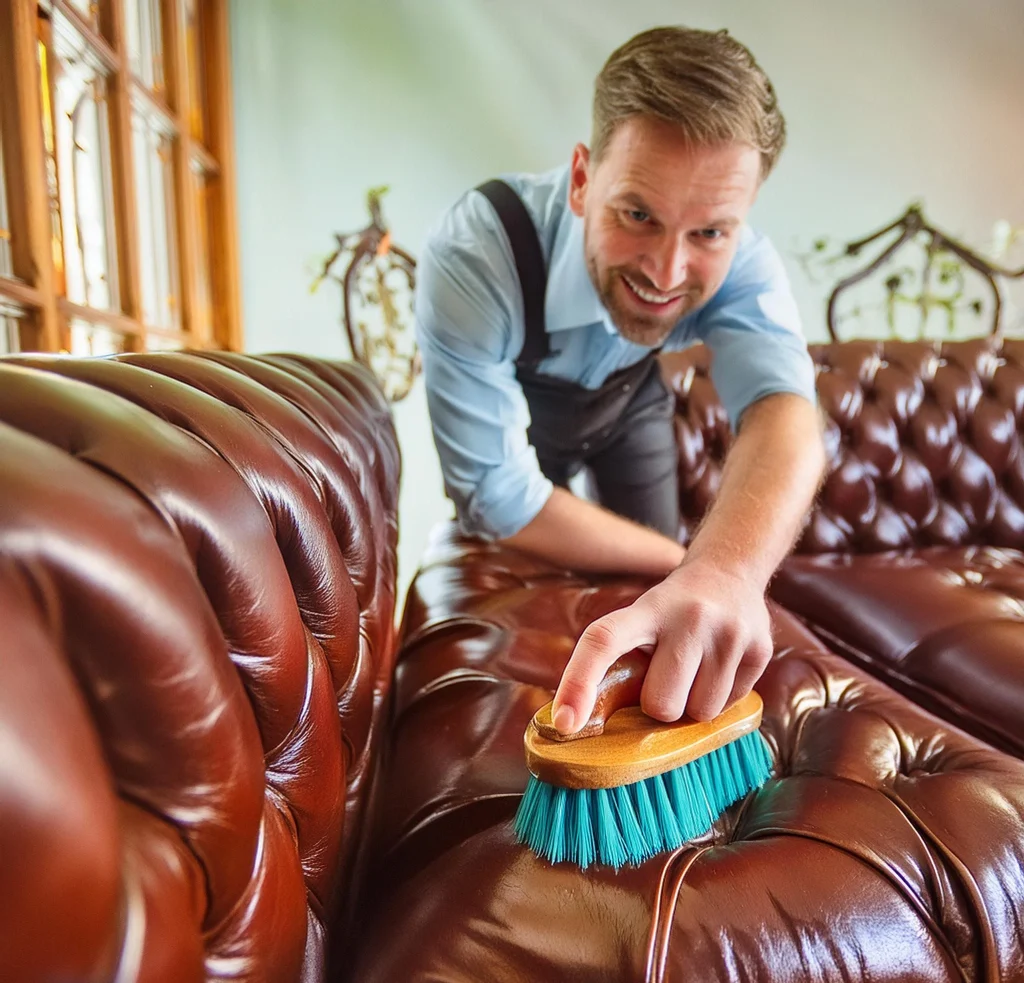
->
xmin=475 ymin=179 xmax=549 ymax=366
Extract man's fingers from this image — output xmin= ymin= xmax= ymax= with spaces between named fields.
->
xmin=552 ymin=605 xmax=655 ymax=734
xmin=689 ymin=615 xmax=777 ymax=720
xmin=639 ymin=630 xmax=702 ymax=722
xmin=724 ymin=638 xmax=775 ymax=707
xmin=552 ymin=590 xmax=775 ymax=736
xmin=686 ymin=649 xmax=742 ymax=723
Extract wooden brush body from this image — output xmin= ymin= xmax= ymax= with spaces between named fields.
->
xmin=525 ymin=650 xmax=763 ymax=789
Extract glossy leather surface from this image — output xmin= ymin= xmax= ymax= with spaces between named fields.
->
xmin=773 ymin=546 xmax=1024 ymax=757
xmin=663 ymin=338 xmax=1024 ymax=552
xmin=6 ymin=338 xmax=1024 ymax=982
xmin=352 ymin=525 xmax=1024 ymax=982
xmin=0 ymin=353 xmax=399 ymax=983
xmin=348 ymin=339 xmax=1024 ymax=980
xmin=663 ymin=339 xmax=1024 ymax=758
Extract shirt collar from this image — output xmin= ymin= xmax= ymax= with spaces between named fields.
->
xmin=543 ymin=203 xmax=611 ymax=334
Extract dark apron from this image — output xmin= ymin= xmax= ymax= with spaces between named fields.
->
xmin=476 ymin=180 xmax=679 ymax=536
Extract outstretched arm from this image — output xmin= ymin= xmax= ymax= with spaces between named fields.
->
xmin=550 ymin=392 xmax=825 ymax=735
xmin=501 ymin=486 xmax=685 ymax=578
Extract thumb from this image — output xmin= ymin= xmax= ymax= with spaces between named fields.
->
xmin=551 ymin=605 xmax=655 ymax=735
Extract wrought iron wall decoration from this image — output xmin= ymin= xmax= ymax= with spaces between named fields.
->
xmin=312 ymin=186 xmax=419 ymax=402
xmin=797 ymin=204 xmax=1024 ymax=341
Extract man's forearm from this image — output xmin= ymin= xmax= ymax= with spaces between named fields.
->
xmin=680 ymin=393 xmax=827 ymax=588
xmin=499 ymin=486 xmax=685 ymax=577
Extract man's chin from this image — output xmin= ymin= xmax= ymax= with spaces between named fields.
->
xmin=617 ymin=326 xmax=674 ymax=347
xmin=605 ymin=286 xmax=700 ymax=347
xmin=608 ymin=312 xmax=679 ymax=348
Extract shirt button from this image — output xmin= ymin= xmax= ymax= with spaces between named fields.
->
xmin=622 ymin=383 xmax=631 ymax=393
xmin=582 ymin=441 xmax=591 ymax=451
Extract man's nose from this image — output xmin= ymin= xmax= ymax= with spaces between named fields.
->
xmin=641 ymin=233 xmax=688 ymax=293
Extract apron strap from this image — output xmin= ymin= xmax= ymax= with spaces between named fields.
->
xmin=475 ymin=179 xmax=549 ymax=367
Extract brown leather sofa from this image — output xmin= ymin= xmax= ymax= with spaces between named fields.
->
xmin=352 ymin=337 xmax=1024 ymax=982
xmin=0 ymin=352 xmax=400 ymax=982
xmin=3 ymin=339 xmax=1024 ymax=982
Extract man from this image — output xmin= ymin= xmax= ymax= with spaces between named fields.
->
xmin=415 ymin=26 xmax=826 ymax=738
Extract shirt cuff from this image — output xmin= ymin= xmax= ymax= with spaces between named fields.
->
xmin=456 ymin=459 xmax=554 ymax=541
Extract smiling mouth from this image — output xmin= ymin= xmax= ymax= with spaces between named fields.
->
xmin=621 ymin=274 xmax=687 ymax=309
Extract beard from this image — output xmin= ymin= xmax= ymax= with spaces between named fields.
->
xmin=585 ymin=248 xmax=702 ymax=348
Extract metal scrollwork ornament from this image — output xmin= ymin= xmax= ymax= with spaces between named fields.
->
xmin=797 ymin=203 xmax=1024 ymax=341
xmin=313 ymin=186 xmax=419 ymax=401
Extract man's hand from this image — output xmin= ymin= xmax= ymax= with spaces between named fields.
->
xmin=551 ymin=559 xmax=773 ymax=733
xmin=550 ymin=392 xmax=826 ymax=735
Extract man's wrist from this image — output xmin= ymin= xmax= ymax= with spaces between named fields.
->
xmin=672 ymin=545 xmax=772 ymax=595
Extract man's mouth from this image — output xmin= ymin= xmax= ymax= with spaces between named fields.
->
xmin=621 ymin=274 xmax=686 ymax=309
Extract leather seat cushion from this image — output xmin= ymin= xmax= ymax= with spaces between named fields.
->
xmin=773 ymin=546 xmax=1024 ymax=757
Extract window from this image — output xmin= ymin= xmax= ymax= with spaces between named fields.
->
xmin=0 ymin=116 xmax=13 ymax=281
xmin=0 ymin=0 xmax=241 ymax=355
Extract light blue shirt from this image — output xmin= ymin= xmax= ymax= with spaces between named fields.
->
xmin=415 ymin=164 xmax=817 ymax=541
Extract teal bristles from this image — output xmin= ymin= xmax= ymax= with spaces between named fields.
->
xmin=514 ymin=729 xmax=774 ymax=870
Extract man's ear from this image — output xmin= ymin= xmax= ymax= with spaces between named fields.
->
xmin=568 ymin=143 xmax=590 ymax=218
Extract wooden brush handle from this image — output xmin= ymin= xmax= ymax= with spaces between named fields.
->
xmin=525 ymin=692 xmax=765 ymax=789
xmin=533 ymin=648 xmax=651 ymax=742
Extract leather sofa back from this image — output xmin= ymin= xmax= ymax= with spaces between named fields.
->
xmin=662 ymin=337 xmax=1024 ymax=552
xmin=0 ymin=353 xmax=399 ymax=983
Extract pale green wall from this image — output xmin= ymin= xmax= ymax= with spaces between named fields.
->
xmin=229 ymin=0 xmax=1024 ymax=602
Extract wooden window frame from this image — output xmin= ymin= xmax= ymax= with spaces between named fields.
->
xmin=0 ymin=0 xmax=242 ymax=353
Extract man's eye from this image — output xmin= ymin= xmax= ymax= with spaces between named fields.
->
xmin=698 ymin=229 xmax=723 ymax=240
xmin=627 ymin=209 xmax=650 ymax=223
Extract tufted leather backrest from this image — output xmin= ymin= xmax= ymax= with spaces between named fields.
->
xmin=662 ymin=337 xmax=1024 ymax=553
xmin=0 ymin=353 xmax=399 ymax=983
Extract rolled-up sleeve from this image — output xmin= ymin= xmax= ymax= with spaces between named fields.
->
xmin=695 ymin=230 xmax=818 ymax=432
xmin=415 ymin=208 xmax=553 ymax=540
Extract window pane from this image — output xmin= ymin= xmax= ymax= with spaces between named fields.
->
xmin=2 ymin=316 xmax=20 ymax=354
xmin=125 ymin=0 xmax=165 ymax=93
xmin=132 ymin=106 xmax=180 ymax=331
xmin=191 ymin=157 xmax=212 ymax=339
xmin=65 ymin=0 xmax=100 ymax=32
xmin=184 ymin=0 xmax=205 ymax=142
xmin=45 ymin=10 xmax=119 ymax=311
xmin=69 ymin=317 xmax=129 ymax=355
xmin=145 ymin=331 xmax=185 ymax=351
xmin=37 ymin=23 xmax=63 ymax=283
xmin=0 ymin=119 xmax=12 ymax=278
xmin=0 ymin=301 xmax=23 ymax=354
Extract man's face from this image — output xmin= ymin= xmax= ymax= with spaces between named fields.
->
xmin=569 ymin=116 xmax=762 ymax=347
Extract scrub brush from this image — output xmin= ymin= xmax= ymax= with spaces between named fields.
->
xmin=513 ymin=650 xmax=773 ymax=869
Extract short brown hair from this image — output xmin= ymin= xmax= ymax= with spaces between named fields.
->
xmin=592 ymin=26 xmax=786 ymax=180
